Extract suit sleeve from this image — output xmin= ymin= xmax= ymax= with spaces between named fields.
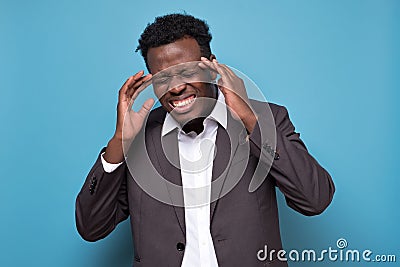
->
xmin=249 ymin=105 xmax=335 ymax=216
xmin=75 ymin=148 xmax=129 ymax=241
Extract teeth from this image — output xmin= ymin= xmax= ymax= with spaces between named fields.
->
xmin=172 ymin=96 xmax=195 ymax=108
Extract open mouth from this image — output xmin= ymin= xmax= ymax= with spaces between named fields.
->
xmin=169 ymin=95 xmax=196 ymax=112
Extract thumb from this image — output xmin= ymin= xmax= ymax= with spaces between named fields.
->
xmin=217 ymin=78 xmax=228 ymax=94
xmin=137 ymin=98 xmax=155 ymax=118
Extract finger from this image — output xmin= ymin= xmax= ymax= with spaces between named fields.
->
xmin=197 ymin=62 xmax=208 ymax=70
xmin=200 ymin=58 xmax=233 ymax=78
xmin=119 ymin=70 xmax=145 ymax=99
xmin=216 ymin=61 xmax=236 ymax=77
xmin=127 ymin=74 xmax=150 ymax=91
xmin=130 ymin=75 xmax=153 ymax=100
xmin=127 ymin=76 xmax=153 ymax=110
xmin=119 ymin=76 xmax=134 ymax=99
xmin=199 ymin=57 xmax=219 ymax=73
xmin=126 ymin=74 xmax=152 ymax=99
xmin=197 ymin=63 xmax=217 ymax=82
xmin=123 ymin=70 xmax=145 ymax=89
xmin=217 ymin=77 xmax=235 ymax=96
xmin=126 ymin=77 xmax=146 ymax=100
xmin=212 ymin=59 xmax=229 ymax=80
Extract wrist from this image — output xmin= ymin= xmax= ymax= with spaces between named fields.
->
xmin=242 ymin=110 xmax=257 ymax=134
xmin=245 ymin=119 xmax=257 ymax=134
xmin=112 ymin=131 xmax=124 ymax=142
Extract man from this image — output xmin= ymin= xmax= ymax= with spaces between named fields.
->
xmin=75 ymin=13 xmax=335 ymax=267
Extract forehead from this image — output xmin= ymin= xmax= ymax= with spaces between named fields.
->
xmin=147 ymin=37 xmax=202 ymax=74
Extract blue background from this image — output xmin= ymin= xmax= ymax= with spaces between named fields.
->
xmin=1 ymin=0 xmax=399 ymax=266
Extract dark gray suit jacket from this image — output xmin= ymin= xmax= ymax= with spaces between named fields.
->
xmin=75 ymin=101 xmax=335 ymax=267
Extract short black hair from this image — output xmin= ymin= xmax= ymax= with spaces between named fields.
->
xmin=136 ymin=13 xmax=213 ymax=71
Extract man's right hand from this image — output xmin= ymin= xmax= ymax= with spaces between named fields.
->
xmin=104 ymin=70 xmax=154 ymax=163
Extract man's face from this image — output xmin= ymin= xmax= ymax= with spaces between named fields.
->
xmin=147 ymin=37 xmax=217 ymax=126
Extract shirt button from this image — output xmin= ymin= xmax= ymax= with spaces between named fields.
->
xmin=176 ymin=242 xmax=185 ymax=251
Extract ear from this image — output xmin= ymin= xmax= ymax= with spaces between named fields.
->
xmin=208 ymin=54 xmax=218 ymax=80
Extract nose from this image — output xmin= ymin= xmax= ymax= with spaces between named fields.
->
xmin=168 ymin=82 xmax=187 ymax=95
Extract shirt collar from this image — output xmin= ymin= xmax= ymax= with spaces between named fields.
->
xmin=161 ymin=90 xmax=227 ymax=136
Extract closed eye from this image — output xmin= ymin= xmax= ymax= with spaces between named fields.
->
xmin=181 ymin=71 xmax=197 ymax=78
xmin=153 ymin=76 xmax=170 ymax=85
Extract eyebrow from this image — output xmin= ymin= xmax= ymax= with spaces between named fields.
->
xmin=153 ymin=72 xmax=172 ymax=79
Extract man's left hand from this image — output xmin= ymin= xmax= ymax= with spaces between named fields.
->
xmin=199 ymin=57 xmax=257 ymax=133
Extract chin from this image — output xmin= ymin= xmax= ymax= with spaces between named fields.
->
xmin=170 ymin=110 xmax=202 ymax=125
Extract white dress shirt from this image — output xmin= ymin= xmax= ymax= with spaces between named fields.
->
xmin=101 ymin=92 xmax=227 ymax=267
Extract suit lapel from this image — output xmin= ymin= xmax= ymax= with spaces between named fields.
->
xmin=151 ymin=127 xmax=186 ymax=236
xmin=210 ymin=113 xmax=249 ymax=222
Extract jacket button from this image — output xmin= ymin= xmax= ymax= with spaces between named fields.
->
xmin=176 ymin=242 xmax=185 ymax=251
